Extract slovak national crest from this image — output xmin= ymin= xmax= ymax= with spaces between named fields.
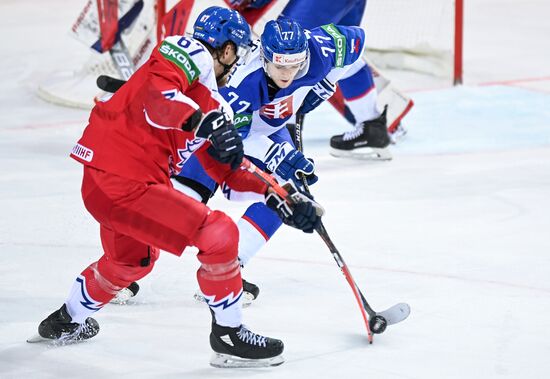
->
xmin=259 ymin=96 xmax=294 ymax=119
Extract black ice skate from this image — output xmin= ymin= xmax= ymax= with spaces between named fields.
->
xmin=27 ymin=304 xmax=99 ymax=344
xmin=194 ymin=278 xmax=260 ymax=307
xmin=110 ymin=281 xmax=140 ymax=304
xmin=330 ymin=107 xmax=392 ymax=160
xmin=210 ymin=323 xmax=284 ymax=368
xmin=242 ymin=279 xmax=260 ymax=304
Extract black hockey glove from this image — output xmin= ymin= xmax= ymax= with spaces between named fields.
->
xmin=196 ymin=110 xmax=244 ymax=170
xmin=298 ymin=78 xmax=336 ymax=114
xmin=265 ymin=182 xmax=323 ymax=233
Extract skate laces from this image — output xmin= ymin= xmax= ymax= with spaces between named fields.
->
xmin=237 ymin=325 xmax=267 ymax=347
xmin=60 ymin=320 xmax=96 ymax=341
xmin=57 ymin=324 xmax=83 ymax=341
xmin=342 ymin=124 xmax=365 ymax=141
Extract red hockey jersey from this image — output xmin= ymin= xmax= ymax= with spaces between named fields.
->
xmin=70 ymin=35 xmax=266 ymax=194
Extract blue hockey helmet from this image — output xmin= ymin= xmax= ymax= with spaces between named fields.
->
xmin=261 ymin=19 xmax=309 ymax=67
xmin=193 ymin=6 xmax=253 ymax=60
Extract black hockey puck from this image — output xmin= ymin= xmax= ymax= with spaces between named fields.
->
xmin=369 ymin=315 xmax=388 ymax=334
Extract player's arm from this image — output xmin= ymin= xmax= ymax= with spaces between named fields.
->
xmin=100 ymin=68 xmax=203 ymax=132
xmin=298 ymin=24 xmax=366 ymax=114
xmin=240 ymin=128 xmax=317 ymax=188
xmin=298 ymin=77 xmax=336 ymax=114
xmin=144 ymin=36 xmax=223 ymax=130
xmin=141 ymin=73 xmax=203 ymax=131
xmin=310 ymin=23 xmax=366 ymax=72
xmin=141 ymin=40 xmax=209 ymax=129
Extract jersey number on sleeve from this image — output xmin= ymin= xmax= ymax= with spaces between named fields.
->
xmin=177 ymin=36 xmax=206 ymax=56
xmin=227 ymin=91 xmax=251 ymax=113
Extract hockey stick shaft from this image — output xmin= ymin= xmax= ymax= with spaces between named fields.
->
xmin=293 ymin=113 xmax=375 ymax=342
xmin=241 ymin=159 xmax=295 ymax=203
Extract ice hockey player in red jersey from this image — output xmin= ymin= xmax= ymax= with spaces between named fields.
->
xmin=28 ymin=6 xmax=321 ymax=368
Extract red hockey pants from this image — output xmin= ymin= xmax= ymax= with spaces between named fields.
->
xmin=78 ymin=166 xmax=242 ymax=304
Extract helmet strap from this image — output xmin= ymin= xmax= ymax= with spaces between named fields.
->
xmin=213 ymin=41 xmax=238 ymax=81
xmin=216 ymin=56 xmax=238 ymax=81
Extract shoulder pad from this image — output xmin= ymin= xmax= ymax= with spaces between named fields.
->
xmin=158 ymin=36 xmax=212 ymax=84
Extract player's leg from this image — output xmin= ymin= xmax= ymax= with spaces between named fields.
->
xmin=338 ymin=0 xmax=366 ymax=26
xmin=232 ymin=127 xmax=301 ymax=295
xmin=175 ymin=152 xmax=285 ymax=268
xmin=93 ymin=168 xmax=283 ymax=363
xmin=279 ymin=0 xmax=361 ymax=28
xmin=282 ymin=0 xmax=411 ymax=150
xmin=34 ymin=167 xmax=203 ymax=341
xmin=173 ymin=157 xmax=263 ymax=305
xmin=329 ymin=59 xmax=392 ymax=160
xmin=34 ymin=226 xmax=161 ymax=342
xmin=192 ymin=209 xmax=284 ymax=365
xmin=191 ymin=154 xmax=284 ymax=306
xmin=109 ymin=157 xmax=217 ymax=304
xmin=236 ymin=125 xmax=298 ymax=269
xmin=32 ymin=168 xmax=171 ymax=342
xmin=33 ymin=167 xmax=283 ymax=363
xmin=340 ymin=0 xmax=413 ymax=140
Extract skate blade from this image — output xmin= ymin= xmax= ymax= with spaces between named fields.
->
xmin=26 ymin=334 xmax=78 ymax=346
xmin=330 ymin=147 xmax=393 ymax=161
xmin=194 ymin=292 xmax=254 ymax=308
xmin=27 ymin=334 xmax=50 ymax=343
xmin=210 ymin=352 xmax=284 ymax=368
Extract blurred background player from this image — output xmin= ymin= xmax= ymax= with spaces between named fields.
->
xmin=29 ymin=6 xmax=322 ymax=368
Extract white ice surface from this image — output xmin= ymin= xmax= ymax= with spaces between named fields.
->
xmin=1 ymin=1 xmax=550 ymax=378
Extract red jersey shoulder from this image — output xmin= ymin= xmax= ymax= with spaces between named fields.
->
xmin=155 ymin=35 xmax=215 ymax=86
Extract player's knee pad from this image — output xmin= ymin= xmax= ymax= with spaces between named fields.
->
xmin=195 ymin=210 xmax=239 ymax=265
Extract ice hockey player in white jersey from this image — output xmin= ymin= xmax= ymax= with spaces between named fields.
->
xmin=169 ymin=18 xmax=391 ymax=304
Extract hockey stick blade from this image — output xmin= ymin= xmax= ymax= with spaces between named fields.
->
xmin=27 ymin=334 xmax=49 ymax=343
xmin=377 ymin=303 xmax=411 ymax=326
xmin=26 ymin=334 xmax=75 ymax=345
xmin=97 ymin=75 xmax=126 ymax=93
xmin=293 ymin=113 xmax=409 ymax=340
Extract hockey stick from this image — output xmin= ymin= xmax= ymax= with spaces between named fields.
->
xmin=97 ymin=75 xmax=126 ymax=93
xmin=291 ymin=113 xmax=410 ymax=343
xmin=241 ymin=158 xmax=324 ymax=216
xmin=96 ymin=0 xmax=196 ymax=93
xmin=95 ymin=0 xmax=145 ymax=80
